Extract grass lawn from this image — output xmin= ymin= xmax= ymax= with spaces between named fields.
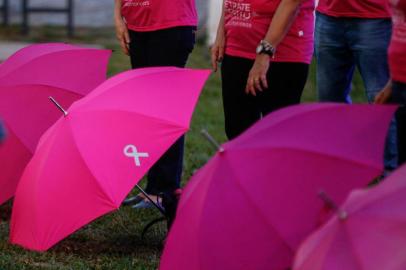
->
xmin=0 ymin=26 xmax=368 ymax=269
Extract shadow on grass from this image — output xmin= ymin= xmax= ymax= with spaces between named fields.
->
xmin=0 ymin=201 xmax=12 ymax=222
xmin=48 ymin=208 xmax=167 ymax=257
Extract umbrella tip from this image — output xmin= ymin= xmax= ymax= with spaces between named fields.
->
xmin=201 ymin=129 xmax=224 ymax=153
xmin=338 ymin=210 xmax=348 ymax=221
xmin=49 ymin=96 xmax=69 ymax=117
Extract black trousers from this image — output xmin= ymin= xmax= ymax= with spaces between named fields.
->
xmin=221 ymin=54 xmax=309 ymax=140
xmin=129 ymin=26 xmax=196 ymax=194
xmin=392 ymin=81 xmax=406 ymax=166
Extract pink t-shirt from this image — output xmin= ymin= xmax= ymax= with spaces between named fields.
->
xmin=389 ymin=0 xmax=406 ymax=83
xmin=317 ymin=0 xmax=391 ymax=18
xmin=224 ymin=0 xmax=315 ymax=64
xmin=121 ymin=0 xmax=197 ymax=32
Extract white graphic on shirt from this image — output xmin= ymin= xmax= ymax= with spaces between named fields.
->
xmin=392 ymin=8 xmax=406 ymax=43
xmin=225 ymin=0 xmax=252 ymax=28
xmin=124 ymin=145 xmax=149 ymax=167
xmin=123 ymin=0 xmax=150 ymax=7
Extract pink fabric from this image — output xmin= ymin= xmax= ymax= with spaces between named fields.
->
xmin=294 ymin=164 xmax=406 ymax=270
xmin=0 ymin=43 xmax=111 ymax=205
xmin=389 ymin=0 xmax=406 ymax=84
xmin=160 ymin=103 xmax=397 ymax=270
xmin=224 ymin=0 xmax=315 ymax=63
xmin=9 ymin=67 xmax=210 ymax=251
xmin=121 ymin=0 xmax=197 ymax=32
xmin=0 ymin=43 xmax=111 ymax=95
xmin=317 ymin=0 xmax=391 ymax=18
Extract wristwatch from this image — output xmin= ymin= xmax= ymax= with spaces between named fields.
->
xmin=256 ymin=40 xmax=276 ymax=57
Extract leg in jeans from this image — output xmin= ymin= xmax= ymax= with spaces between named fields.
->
xmin=348 ymin=18 xmax=397 ymax=171
xmin=315 ymin=13 xmax=355 ymax=103
xmin=135 ymin=26 xmax=196 ymax=195
xmin=260 ymin=62 xmax=309 ymax=116
xmin=392 ymin=82 xmax=406 ymax=166
xmin=221 ymin=55 xmax=261 ymax=140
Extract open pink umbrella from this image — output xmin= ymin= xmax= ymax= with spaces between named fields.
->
xmin=0 ymin=43 xmax=110 ymax=94
xmin=293 ymin=164 xmax=406 ymax=270
xmin=0 ymin=43 xmax=111 ymax=205
xmin=160 ymin=103 xmax=397 ymax=270
xmin=10 ymin=67 xmax=210 ymax=251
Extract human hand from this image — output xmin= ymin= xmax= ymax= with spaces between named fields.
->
xmin=245 ymin=54 xmax=270 ymax=96
xmin=374 ymin=82 xmax=392 ymax=104
xmin=210 ymin=33 xmax=225 ymax=72
xmin=115 ymin=17 xmax=130 ymax=55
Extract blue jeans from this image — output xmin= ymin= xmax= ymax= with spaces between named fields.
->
xmin=393 ymin=82 xmax=406 ymax=166
xmin=315 ymin=12 xmax=397 ymax=171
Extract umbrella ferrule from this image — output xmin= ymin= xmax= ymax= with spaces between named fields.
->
xmin=201 ymin=129 xmax=224 ymax=153
xmin=49 ymin=96 xmax=68 ymax=117
xmin=338 ymin=210 xmax=348 ymax=221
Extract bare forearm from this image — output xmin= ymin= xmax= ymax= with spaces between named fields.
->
xmin=264 ymin=0 xmax=303 ymax=47
xmin=114 ymin=0 xmax=123 ymax=22
xmin=216 ymin=1 xmax=225 ymax=38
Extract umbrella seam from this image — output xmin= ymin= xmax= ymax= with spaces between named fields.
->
xmin=226 ymin=146 xmax=383 ymax=174
xmin=65 ymin=118 xmax=118 ymax=208
xmin=230 ymin=104 xmax=395 ymax=147
xmin=73 ymin=68 xmax=206 ymax=127
xmin=69 ymin=109 xmax=190 ymax=131
xmin=0 ymin=48 xmax=109 ymax=79
xmin=223 ymin=155 xmax=297 ymax=254
xmin=343 ymin=222 xmax=366 ymax=270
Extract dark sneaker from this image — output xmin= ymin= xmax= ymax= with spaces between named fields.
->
xmin=122 ymin=195 xmax=144 ymax=206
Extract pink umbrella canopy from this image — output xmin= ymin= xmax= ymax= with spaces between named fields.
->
xmin=160 ymin=103 xmax=397 ymax=270
xmin=10 ymin=67 xmax=211 ymax=251
xmin=293 ymin=164 xmax=406 ymax=270
xmin=0 ymin=43 xmax=111 ymax=94
xmin=0 ymin=44 xmax=111 ymax=205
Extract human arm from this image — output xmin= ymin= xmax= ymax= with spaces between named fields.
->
xmin=210 ymin=2 xmax=226 ymax=72
xmin=374 ymin=80 xmax=393 ymax=104
xmin=114 ymin=0 xmax=131 ymax=55
xmin=246 ymin=0 xmax=304 ymax=96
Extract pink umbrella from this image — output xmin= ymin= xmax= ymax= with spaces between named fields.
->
xmin=293 ymin=164 xmax=406 ymax=270
xmin=160 ymin=103 xmax=397 ymax=270
xmin=0 ymin=43 xmax=110 ymax=94
xmin=10 ymin=67 xmax=211 ymax=251
xmin=0 ymin=44 xmax=111 ymax=205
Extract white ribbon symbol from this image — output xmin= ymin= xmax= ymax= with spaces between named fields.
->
xmin=124 ymin=145 xmax=149 ymax=167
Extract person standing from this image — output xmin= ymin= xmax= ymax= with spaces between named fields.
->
xmin=375 ymin=0 xmax=406 ymax=167
xmin=315 ymin=0 xmax=398 ymax=172
xmin=211 ymin=0 xmax=315 ymax=140
xmin=114 ymin=0 xmax=197 ymax=208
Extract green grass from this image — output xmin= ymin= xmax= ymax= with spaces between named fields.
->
xmin=0 ymin=26 xmax=367 ymax=269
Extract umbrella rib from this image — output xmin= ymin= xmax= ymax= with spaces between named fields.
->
xmin=72 ymin=108 xmax=189 ymax=131
xmin=0 ymin=47 xmax=103 ymax=79
xmin=66 ymin=110 xmax=187 ymax=207
xmin=78 ymin=68 xmax=198 ymax=105
xmin=227 ymin=146 xmax=383 ymax=174
xmin=65 ymin=119 xmax=118 ymax=208
xmin=343 ymin=223 xmax=366 ymax=270
xmin=232 ymin=104 xmax=394 ymax=147
xmin=223 ymin=157 xmax=297 ymax=254
xmin=344 ymin=186 xmax=406 ymax=218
